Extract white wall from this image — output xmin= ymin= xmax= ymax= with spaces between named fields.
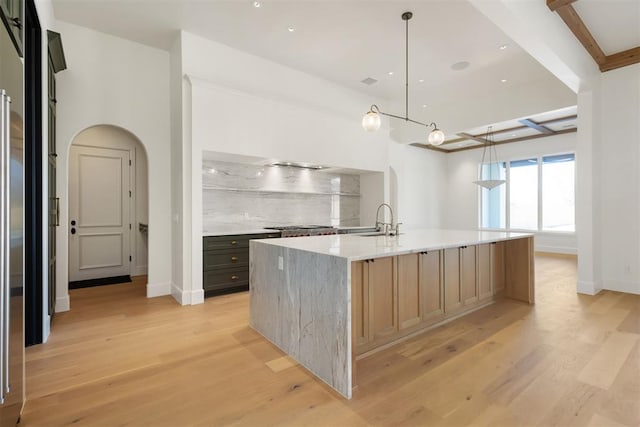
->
xmin=169 ymin=36 xmax=184 ymax=302
xmin=70 ymin=125 xmax=148 ymax=276
xmin=597 ymin=64 xmax=640 ymax=294
xmin=445 ymin=132 xmax=577 ymax=253
xmin=388 ymin=144 xmax=447 ymax=229
xmin=55 ymin=21 xmax=172 ymax=310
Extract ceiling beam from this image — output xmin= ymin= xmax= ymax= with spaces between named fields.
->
xmin=457 ymin=132 xmax=487 ymax=143
xmin=601 ymin=47 xmax=640 ymax=72
xmin=553 ymin=4 xmax=606 ymax=65
xmin=519 ymin=118 xmax=553 ymax=134
xmin=539 ymin=114 xmax=577 ymax=126
xmin=443 ymin=128 xmax=578 ymax=153
xmin=546 ymin=0 xmax=578 ymax=12
xmin=548 ymin=1 xmax=639 ymax=72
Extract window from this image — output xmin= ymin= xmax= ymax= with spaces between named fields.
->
xmin=480 ymin=153 xmax=575 ymax=232
xmin=480 ymin=162 xmax=506 ymax=229
xmin=509 ymin=158 xmax=538 ymax=230
xmin=542 ymin=154 xmax=575 ymax=231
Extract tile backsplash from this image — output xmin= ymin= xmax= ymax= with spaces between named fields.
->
xmin=203 ymin=160 xmax=360 ymax=231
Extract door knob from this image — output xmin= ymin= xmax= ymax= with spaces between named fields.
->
xmin=71 ymin=220 xmax=76 ymax=226
xmin=71 ymin=228 xmax=76 ymax=235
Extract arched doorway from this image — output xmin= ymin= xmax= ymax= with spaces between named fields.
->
xmin=67 ymin=125 xmax=148 ymax=292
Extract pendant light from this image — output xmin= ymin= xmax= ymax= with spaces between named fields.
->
xmin=473 ymin=126 xmax=506 ymax=190
xmin=361 ymin=11 xmax=445 ymax=146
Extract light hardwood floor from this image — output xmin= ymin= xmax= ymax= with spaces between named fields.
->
xmin=21 ymin=255 xmax=640 ymax=426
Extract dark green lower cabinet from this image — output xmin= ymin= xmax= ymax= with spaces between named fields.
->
xmin=203 ymin=232 xmax=280 ymax=297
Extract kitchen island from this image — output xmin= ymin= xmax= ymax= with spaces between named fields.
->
xmin=249 ymin=229 xmax=534 ymax=399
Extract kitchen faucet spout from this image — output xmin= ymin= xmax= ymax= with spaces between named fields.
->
xmin=375 ymin=203 xmax=394 ymax=235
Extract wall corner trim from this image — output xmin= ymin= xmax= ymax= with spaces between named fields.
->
xmin=577 ymin=280 xmax=601 ymax=296
xmin=55 ymin=295 xmax=70 ymax=312
xmin=147 ymin=281 xmax=171 ymax=298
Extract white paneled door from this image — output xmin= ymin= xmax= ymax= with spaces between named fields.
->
xmin=69 ymin=145 xmax=131 ymax=282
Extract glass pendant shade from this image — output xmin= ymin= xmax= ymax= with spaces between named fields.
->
xmin=362 ymin=111 xmax=381 ymax=131
xmin=474 ymin=126 xmax=505 ymax=190
xmin=428 ymin=128 xmax=445 ymax=146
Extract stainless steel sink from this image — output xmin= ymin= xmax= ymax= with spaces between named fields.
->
xmin=355 ymin=232 xmax=403 ymax=237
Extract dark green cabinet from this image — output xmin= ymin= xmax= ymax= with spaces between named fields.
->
xmin=203 ymin=232 xmax=280 ymax=297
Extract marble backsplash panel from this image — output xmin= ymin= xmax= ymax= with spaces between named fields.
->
xmin=203 ymin=160 xmax=360 ymax=230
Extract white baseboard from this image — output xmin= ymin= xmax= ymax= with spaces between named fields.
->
xmin=602 ymin=281 xmax=640 ymax=295
xmin=191 ymin=289 xmax=205 ymax=305
xmin=577 ymin=280 xmax=602 ymax=296
xmin=55 ymin=295 xmax=70 ymax=312
xmin=170 ymin=284 xmax=205 ymax=305
xmin=535 ymin=245 xmax=577 ymax=255
xmin=134 ymin=265 xmax=148 ymax=276
xmin=147 ymin=281 xmax=171 ymax=298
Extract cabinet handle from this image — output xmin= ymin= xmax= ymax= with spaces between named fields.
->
xmin=230 ymin=241 xmax=237 ymax=245
xmin=231 ymin=275 xmax=239 ymax=280
xmin=230 ymin=256 xmax=238 ymax=262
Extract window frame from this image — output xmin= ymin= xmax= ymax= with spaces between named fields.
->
xmin=478 ymin=151 xmax=576 ymax=234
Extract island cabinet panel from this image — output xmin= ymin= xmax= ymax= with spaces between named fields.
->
xmin=351 ymin=261 xmax=369 ymax=347
xmin=420 ymin=250 xmax=444 ymax=322
xmin=492 ymin=241 xmax=506 ymax=294
xmin=505 ymin=237 xmax=535 ymax=303
xmin=460 ymin=245 xmax=478 ymax=305
xmin=397 ymin=254 xmax=422 ymax=330
xmin=477 ymin=244 xmax=492 ymax=301
xmin=444 ymin=248 xmax=462 ymax=313
xmin=369 ymin=257 xmax=398 ymax=341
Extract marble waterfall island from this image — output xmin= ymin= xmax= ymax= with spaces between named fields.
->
xmin=249 ymin=229 xmax=535 ymax=399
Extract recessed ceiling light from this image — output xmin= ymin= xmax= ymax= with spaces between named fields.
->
xmin=499 ymin=44 xmax=508 ymax=50
xmin=287 ymin=27 xmax=295 ymax=32
xmin=501 ymin=79 xmax=508 ymax=83
xmin=511 ymin=134 xmax=517 ymax=137
xmin=451 ymin=61 xmax=470 ymax=71
xmin=418 ymin=79 xmax=424 ymax=83
xmin=388 ymin=71 xmax=394 ymax=76
xmin=422 ymin=104 xmax=427 ymax=108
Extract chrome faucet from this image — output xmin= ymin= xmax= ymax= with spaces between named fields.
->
xmin=375 ymin=203 xmax=394 ymax=236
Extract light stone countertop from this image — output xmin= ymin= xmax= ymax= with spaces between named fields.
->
xmin=203 ymin=228 xmax=279 ymax=237
xmin=253 ymin=228 xmax=533 ymax=261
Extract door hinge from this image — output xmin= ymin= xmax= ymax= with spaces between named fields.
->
xmin=129 ymin=223 xmax=131 ymax=230
xmin=129 ymin=190 xmax=132 ymax=197
xmin=129 ymin=255 xmax=132 ymax=262
xmin=129 ymin=159 xmax=132 ymax=166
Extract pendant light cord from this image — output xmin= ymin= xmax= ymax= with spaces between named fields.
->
xmin=405 ymin=15 xmax=409 ymax=120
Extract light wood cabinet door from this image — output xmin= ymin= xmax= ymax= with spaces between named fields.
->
xmin=368 ymin=257 xmax=398 ymax=341
xmin=477 ymin=244 xmax=492 ymax=301
xmin=397 ymin=254 xmax=422 ymax=330
xmin=492 ymin=241 xmax=506 ymax=293
xmin=420 ymin=251 xmax=443 ymax=321
xmin=460 ymin=246 xmax=478 ymax=305
xmin=444 ymin=248 xmax=462 ymax=313
xmin=351 ymin=261 xmax=369 ymax=347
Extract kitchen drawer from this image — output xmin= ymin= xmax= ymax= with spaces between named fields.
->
xmin=204 ymin=248 xmax=249 ymax=270
xmin=204 ymin=268 xmax=249 ymax=291
xmin=203 ymin=232 xmax=281 ymax=250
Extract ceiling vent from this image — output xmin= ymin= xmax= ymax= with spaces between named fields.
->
xmin=361 ymin=77 xmax=378 ymax=85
